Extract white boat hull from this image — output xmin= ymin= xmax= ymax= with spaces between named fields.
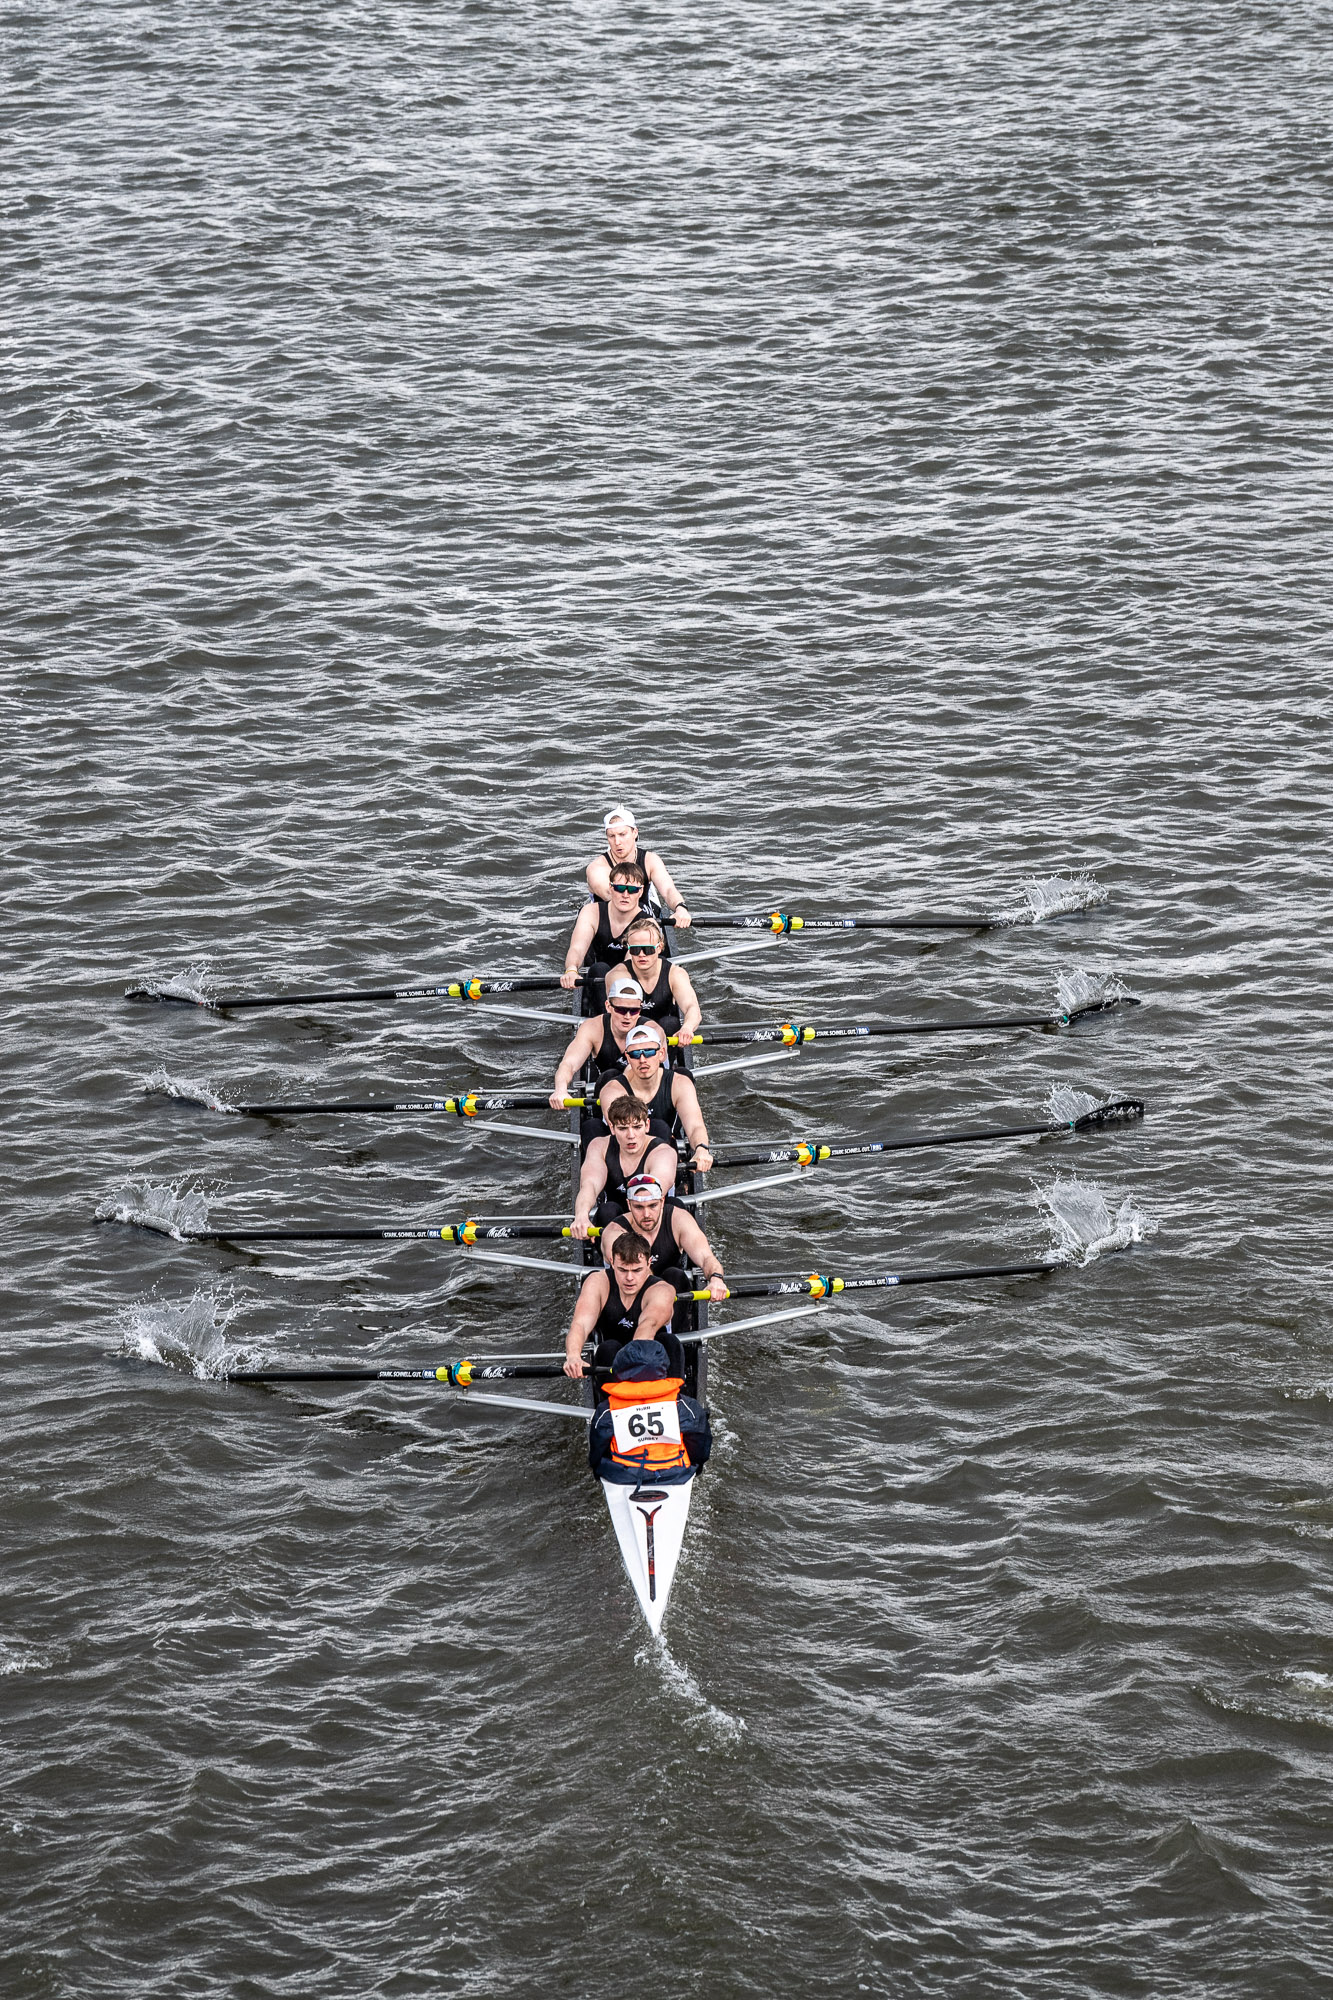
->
xmin=601 ymin=1474 xmax=695 ymax=1634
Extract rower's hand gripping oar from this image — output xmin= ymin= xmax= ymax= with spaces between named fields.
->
xmin=709 ymin=1097 xmax=1145 ymax=1171
xmin=125 ymin=973 xmax=589 ymax=1011
xmin=673 ymin=995 xmax=1140 ymax=1052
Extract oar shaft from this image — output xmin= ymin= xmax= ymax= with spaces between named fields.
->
xmin=676 ymin=999 xmax=1137 ymax=1050
xmin=690 ymin=913 xmax=997 ymax=933
xmin=714 ymin=1120 xmax=1060 ymax=1168
xmin=127 ymin=975 xmax=585 ymax=1011
xmin=683 ymin=1259 xmax=1058 ymax=1302
xmin=228 ymin=1361 xmax=569 ymax=1384
xmin=182 ymin=1222 xmax=590 ymax=1245
xmin=226 ymin=1095 xmax=584 ymax=1118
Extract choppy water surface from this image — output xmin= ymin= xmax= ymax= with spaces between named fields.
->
xmin=5 ymin=3 xmax=1333 ymax=1994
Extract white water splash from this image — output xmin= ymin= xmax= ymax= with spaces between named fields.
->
xmin=1287 ymin=1670 xmax=1333 ymax=1695
xmin=120 ymin=1284 xmax=255 ymax=1379
xmin=144 ymin=1069 xmax=233 ymax=1113
xmin=1039 ymin=1176 xmax=1154 ymax=1264
xmin=1015 ymin=873 xmax=1109 ymax=923
xmin=95 ymin=1178 xmax=211 ymax=1239
xmin=126 ymin=960 xmax=218 ymax=1004
xmin=1054 ymin=968 xmax=1131 ymax=1017
xmin=0 ymin=1641 xmax=52 ymax=1677
xmin=1045 ymin=1083 xmax=1103 ymax=1125
xmin=637 ymin=1635 xmax=746 ymax=1744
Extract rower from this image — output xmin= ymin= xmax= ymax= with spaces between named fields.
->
xmin=559 ymin=860 xmax=657 ymax=993
xmin=548 ymin=974 xmax=647 ymax=1110
xmin=621 ymin=914 xmax=700 ymax=1040
xmin=585 ymin=804 xmax=692 ymax=931
xmin=587 ymin=1338 xmax=712 ymax=1486
xmin=599 ymin=1020 xmax=714 ymax=1173
xmin=563 ymin=1231 xmax=681 ymax=1379
xmin=572 ymin=1099 xmax=679 ymax=1240
xmin=602 ymin=1173 xmax=728 ymax=1303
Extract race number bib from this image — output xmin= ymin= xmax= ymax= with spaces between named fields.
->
xmin=611 ymin=1400 xmax=682 ymax=1453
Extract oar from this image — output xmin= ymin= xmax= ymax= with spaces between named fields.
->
xmin=672 ymin=995 xmax=1139 ymax=1050
xmin=123 ymin=1219 xmax=598 ymax=1246
xmin=691 ymin=910 xmax=1002 ymax=935
xmin=680 ymin=1260 xmax=1060 ymax=1301
xmin=710 ymin=1097 xmax=1145 ymax=1170
xmin=228 ymin=1358 xmax=568 ymax=1384
xmin=178 ymin=1091 xmax=586 ymax=1119
xmin=125 ymin=973 xmax=586 ymax=1011
xmin=223 ymin=1362 xmax=593 ymax=1421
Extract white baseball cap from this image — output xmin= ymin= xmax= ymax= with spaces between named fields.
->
xmin=603 ymin=804 xmax=638 ymax=832
xmin=605 ymin=975 xmax=644 ymax=1004
xmin=624 ymin=1022 xmax=665 ymax=1053
xmin=626 ymin=1175 xmax=663 ymax=1204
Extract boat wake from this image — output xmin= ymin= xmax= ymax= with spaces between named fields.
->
xmin=95 ymin=1178 xmax=211 ymax=1239
xmin=145 ymin=1069 xmax=234 ymax=1113
xmin=1039 ymin=1175 xmax=1154 ymax=1264
xmin=1054 ymin=968 xmax=1130 ymax=1016
xmin=120 ymin=1284 xmax=258 ymax=1378
xmin=637 ymin=1635 xmax=747 ymax=1744
xmin=125 ymin=961 xmax=218 ymax=1005
xmin=1012 ymin=873 xmax=1109 ymax=924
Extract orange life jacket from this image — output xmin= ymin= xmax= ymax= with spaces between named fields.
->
xmin=603 ymin=1375 xmax=692 ymax=1476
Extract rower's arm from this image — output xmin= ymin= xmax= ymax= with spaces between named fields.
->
xmin=551 ymin=1020 xmax=597 ymax=1106
xmin=674 ymin=1207 xmax=722 ymax=1280
xmin=585 ymin=854 xmax=612 ymax=900
xmin=560 ymin=901 xmax=599 ymax=988
xmin=671 ymin=1075 xmax=712 ymax=1171
xmin=644 ymin=850 xmax=690 ymax=928
xmin=637 ymin=1279 xmax=681 ymax=1341
xmin=565 ymin=1276 xmax=606 ymax=1377
xmin=572 ymin=1141 xmax=609 ymax=1236
xmin=668 ymin=962 xmax=701 ymax=1040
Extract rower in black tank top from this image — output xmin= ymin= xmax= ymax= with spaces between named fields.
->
xmin=593 ymin=1135 xmax=671 ymax=1222
xmin=633 ymin=966 xmax=680 ymax=1030
xmin=591 ymin=1278 xmax=687 ymax=1376
xmin=602 ymin=841 xmax=667 ymax=922
xmin=638 ymin=1195 xmax=687 ymax=1278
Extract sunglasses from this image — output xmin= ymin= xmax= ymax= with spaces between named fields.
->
xmin=626 ymin=944 xmax=659 ymax=957
xmin=625 ymin=1045 xmax=659 ymax=1059
xmin=609 ymin=1003 xmax=642 ymax=1018
xmin=610 ymin=882 xmax=644 ymax=896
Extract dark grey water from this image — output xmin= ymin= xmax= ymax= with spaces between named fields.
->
xmin=5 ymin=2 xmax=1333 ymax=1994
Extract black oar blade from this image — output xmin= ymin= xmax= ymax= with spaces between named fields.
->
xmin=1072 ymin=1097 xmax=1145 ymax=1131
xmin=124 ymin=987 xmax=215 ymax=1008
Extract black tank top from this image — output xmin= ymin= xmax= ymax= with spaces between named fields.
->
xmin=593 ymin=1274 xmax=658 ymax=1348
xmin=595 ymin=1061 xmax=680 ymax=1136
xmin=587 ymin=895 xmax=639 ymax=972
xmin=599 ymin=1134 xmax=656 ymax=1213
xmin=632 ymin=961 xmax=680 ymax=1028
xmin=639 ymin=1195 xmax=687 ymax=1275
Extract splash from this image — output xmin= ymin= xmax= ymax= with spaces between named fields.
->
xmin=144 ymin=1069 xmax=233 ymax=1113
xmin=1054 ymin=968 xmax=1130 ymax=1016
xmin=125 ymin=961 xmax=218 ymax=1005
xmin=1039 ymin=1176 xmax=1153 ymax=1264
xmin=1014 ymin=874 xmax=1109 ymax=924
xmin=637 ymin=1635 xmax=746 ymax=1744
xmin=120 ymin=1284 xmax=253 ymax=1379
xmin=1044 ymin=1083 xmax=1103 ymax=1125
xmin=94 ymin=1178 xmax=211 ymax=1239
xmin=0 ymin=1642 xmax=51 ymax=1677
